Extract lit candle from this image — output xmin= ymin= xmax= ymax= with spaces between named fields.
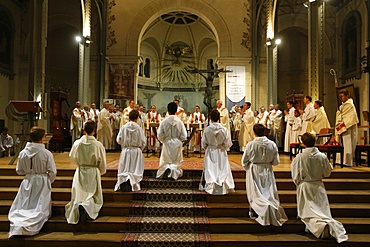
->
xmin=187 ymin=122 xmax=190 ymax=130
xmin=146 ymin=119 xmax=149 ymax=130
xmin=199 ymin=122 xmax=202 ymax=130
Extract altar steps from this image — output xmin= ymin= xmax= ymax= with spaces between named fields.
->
xmin=1 ymin=176 xmax=370 ymax=190
xmin=0 ymin=167 xmax=370 ymax=246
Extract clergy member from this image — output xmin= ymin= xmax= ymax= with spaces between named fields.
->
xmin=8 ymin=127 xmax=57 ymax=238
xmin=242 ymin=124 xmax=288 ymax=226
xmin=312 ymin=100 xmax=331 ymax=133
xmin=166 ymin=99 xmax=187 ymax=122
xmin=65 ymin=121 xmax=106 ymax=224
xmin=284 ymin=101 xmax=295 ymax=153
xmin=216 ymin=100 xmax=230 ymax=135
xmin=201 ymin=109 xmax=235 ymax=195
xmin=291 ymin=133 xmax=348 ymax=243
xmin=335 ymin=89 xmax=359 ymax=166
xmin=0 ymin=127 xmax=14 ymax=157
xmin=114 ymin=110 xmax=146 ymax=191
xmin=82 ymin=105 xmax=92 ymax=122
xmin=120 ymin=100 xmax=135 ymax=127
xmin=299 ymin=95 xmax=315 ymax=134
xmin=156 ymin=102 xmax=187 ymax=180
xmin=188 ymin=105 xmax=205 ymax=153
xmin=270 ymin=104 xmax=283 ymax=148
xmin=238 ymin=102 xmax=255 ymax=152
xmin=90 ymin=102 xmax=100 ymax=122
xmin=70 ymin=101 xmax=84 ymax=143
xmin=147 ymin=105 xmax=161 ymax=153
xmin=97 ymin=101 xmax=114 ymax=150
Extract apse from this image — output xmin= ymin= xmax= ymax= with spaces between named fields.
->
xmin=138 ymin=11 xmax=218 ymax=115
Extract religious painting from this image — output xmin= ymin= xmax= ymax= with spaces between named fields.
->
xmin=108 ymin=64 xmax=135 ymax=100
xmin=342 ymin=11 xmax=362 ymax=82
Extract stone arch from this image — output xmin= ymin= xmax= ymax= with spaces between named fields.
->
xmin=125 ymin=0 xmax=231 ymax=57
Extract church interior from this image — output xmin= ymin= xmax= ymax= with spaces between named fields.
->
xmin=1 ymin=0 xmax=370 ymax=246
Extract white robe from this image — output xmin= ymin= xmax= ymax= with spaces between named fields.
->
xmin=201 ymin=122 xmax=235 ymax=195
xmin=147 ymin=111 xmax=161 ymax=150
xmin=292 ymin=116 xmax=302 ymax=143
xmin=335 ymin=98 xmax=359 ymax=166
xmin=156 ymin=115 xmax=187 ymax=180
xmin=70 ymin=107 xmax=83 ymax=144
xmin=242 ymin=136 xmax=288 ymax=226
xmin=217 ymin=107 xmax=230 ymax=134
xmin=284 ymin=107 xmax=295 ymax=152
xmin=8 ymin=142 xmax=57 ymax=238
xmin=188 ymin=112 xmax=205 ymax=152
xmin=90 ymin=108 xmax=100 ymax=122
xmin=270 ymin=109 xmax=283 ymax=148
xmin=291 ymin=147 xmax=348 ymax=243
xmin=257 ymin=111 xmax=268 ymax=127
xmin=120 ymin=106 xmax=134 ymax=128
xmin=238 ymin=108 xmax=255 ymax=151
xmin=0 ymin=133 xmax=14 ymax=156
xmin=97 ymin=108 xmax=113 ymax=149
xmin=115 ymin=122 xmax=146 ymax=191
xmin=312 ymin=106 xmax=331 ymax=133
xmin=301 ymin=102 xmax=315 ymax=134
xmin=65 ymin=135 xmax=106 ymax=224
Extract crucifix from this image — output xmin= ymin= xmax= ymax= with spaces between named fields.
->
xmin=188 ymin=61 xmax=232 ymax=113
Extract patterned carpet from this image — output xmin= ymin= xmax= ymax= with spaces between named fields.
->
xmin=121 ymin=173 xmax=211 ymax=247
xmin=107 ymin=159 xmax=243 ymax=171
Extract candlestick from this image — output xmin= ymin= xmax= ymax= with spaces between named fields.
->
xmin=146 ymin=119 xmax=149 ymax=130
xmin=199 ymin=122 xmax=202 ymax=130
xmin=187 ymin=122 xmax=190 ymax=130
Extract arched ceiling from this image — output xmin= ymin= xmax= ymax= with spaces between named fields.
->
xmin=140 ymin=11 xmax=218 ymax=88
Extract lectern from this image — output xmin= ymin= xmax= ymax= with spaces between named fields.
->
xmin=5 ymin=101 xmax=42 ymax=165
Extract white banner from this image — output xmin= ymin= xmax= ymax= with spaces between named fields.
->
xmin=226 ymin=66 xmax=246 ymax=102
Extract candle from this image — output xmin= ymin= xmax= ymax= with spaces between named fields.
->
xmin=146 ymin=119 xmax=149 ymax=130
xmin=187 ymin=122 xmax=190 ymax=130
xmin=199 ymin=122 xmax=202 ymax=130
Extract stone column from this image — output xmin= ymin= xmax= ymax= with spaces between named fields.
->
xmin=78 ymin=0 xmax=92 ymax=106
xmin=266 ymin=0 xmax=278 ymax=106
xmin=308 ymin=0 xmax=325 ymax=100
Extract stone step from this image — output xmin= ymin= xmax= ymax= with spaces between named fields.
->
xmin=207 ymin=202 xmax=370 ymax=218
xmin=1 ymin=215 xmax=368 ymax=234
xmin=1 ymin=167 xmax=369 ymax=179
xmin=0 ymin=231 xmax=123 ymax=247
xmin=208 ymin=217 xmax=370 ymax=234
xmin=211 ymin=233 xmax=370 ymax=247
xmin=206 ymin=190 xmax=370 ymax=203
xmin=2 ymin=176 xmax=370 ymax=191
xmin=1 ymin=186 xmax=369 ymax=204
xmin=1 ymin=231 xmax=369 ymax=247
xmin=0 ymin=200 xmax=369 ymax=219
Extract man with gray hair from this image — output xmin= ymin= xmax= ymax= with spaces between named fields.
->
xmin=216 ymin=100 xmax=230 ymax=135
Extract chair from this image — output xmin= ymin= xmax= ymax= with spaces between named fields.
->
xmin=315 ymin=128 xmax=331 ymax=146
xmin=289 ymin=142 xmax=301 ymax=160
xmin=355 ymin=145 xmax=370 ymax=167
xmin=318 ymin=136 xmax=344 ymax=168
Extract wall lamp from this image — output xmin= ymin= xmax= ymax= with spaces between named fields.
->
xmin=266 ymin=38 xmax=282 ymax=46
xmin=75 ymin=36 xmax=92 ymax=47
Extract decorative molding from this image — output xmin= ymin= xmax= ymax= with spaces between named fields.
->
xmin=106 ymin=0 xmax=117 ymax=50
xmin=241 ymin=1 xmax=252 ymax=51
